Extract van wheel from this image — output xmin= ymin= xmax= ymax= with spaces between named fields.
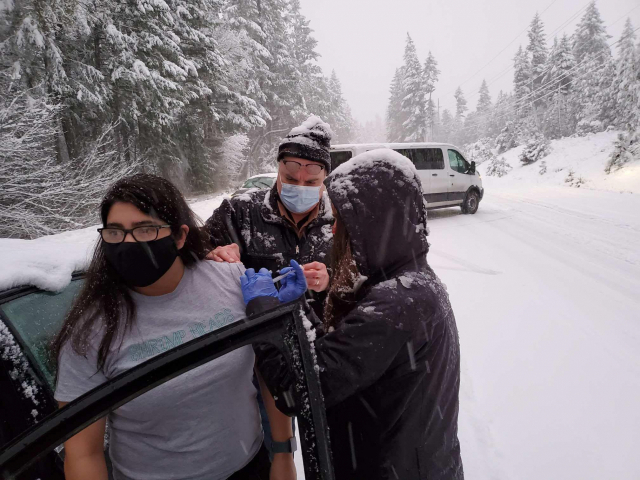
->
xmin=462 ymin=191 xmax=479 ymax=214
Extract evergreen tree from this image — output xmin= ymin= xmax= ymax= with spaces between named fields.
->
xmin=612 ymin=19 xmax=638 ymax=130
xmin=386 ymin=67 xmax=406 ymax=142
xmin=526 ymin=13 xmax=548 ymax=104
xmin=327 ymin=71 xmax=355 ymax=143
xmin=400 ymin=34 xmax=427 ymax=141
xmin=544 ymin=35 xmax=575 ymax=94
xmin=423 ymin=51 xmax=440 ymax=140
xmin=473 ymin=79 xmax=493 ymax=139
xmin=542 ymin=35 xmax=575 ymax=138
xmin=573 ymin=1 xmax=611 ymax=65
xmin=477 ymin=80 xmax=492 ymax=113
xmin=440 ymin=109 xmax=454 ymax=143
xmin=513 ymin=45 xmax=531 ymax=117
xmin=491 ymin=90 xmax=514 ymax=137
xmin=453 ymin=87 xmax=468 ymax=144
xmin=454 ymin=86 xmax=468 ymax=119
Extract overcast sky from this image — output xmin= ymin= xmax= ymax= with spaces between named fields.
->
xmin=298 ymin=0 xmax=640 ymax=124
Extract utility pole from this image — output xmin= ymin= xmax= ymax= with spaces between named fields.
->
xmin=437 ymin=98 xmax=440 ymax=142
xmin=429 ymin=92 xmax=433 ymax=142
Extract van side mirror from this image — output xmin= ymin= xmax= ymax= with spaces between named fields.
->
xmin=470 ymin=161 xmax=476 ymax=174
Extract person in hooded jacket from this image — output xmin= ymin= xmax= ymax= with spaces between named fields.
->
xmin=242 ymin=149 xmax=464 ymax=480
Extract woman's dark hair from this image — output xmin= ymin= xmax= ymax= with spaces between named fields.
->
xmin=52 ymin=173 xmax=212 ymax=373
xmin=323 ymin=209 xmax=361 ymax=330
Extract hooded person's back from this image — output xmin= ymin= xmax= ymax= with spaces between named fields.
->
xmin=251 ymin=149 xmax=464 ymax=479
xmin=315 ymin=148 xmax=464 ymax=480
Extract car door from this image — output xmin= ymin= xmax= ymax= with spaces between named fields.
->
xmin=0 ymin=300 xmax=335 ymax=480
xmin=0 ymin=281 xmax=82 ymax=480
xmin=447 ymin=149 xmax=472 ymax=203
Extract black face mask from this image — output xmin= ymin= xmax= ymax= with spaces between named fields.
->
xmin=103 ymin=236 xmax=179 ymax=287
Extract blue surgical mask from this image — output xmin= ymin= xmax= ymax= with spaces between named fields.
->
xmin=279 ymin=175 xmax=322 ymax=214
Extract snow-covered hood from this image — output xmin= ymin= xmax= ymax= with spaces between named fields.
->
xmin=325 ymin=148 xmax=429 ymax=282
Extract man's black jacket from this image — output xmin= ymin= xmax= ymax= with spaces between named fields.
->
xmin=205 ymin=185 xmax=333 ymax=318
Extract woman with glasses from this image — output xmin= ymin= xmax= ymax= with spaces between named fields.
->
xmin=52 ymin=174 xmax=301 ymax=480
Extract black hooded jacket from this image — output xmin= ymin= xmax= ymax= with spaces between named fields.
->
xmin=251 ymin=150 xmax=464 ymax=480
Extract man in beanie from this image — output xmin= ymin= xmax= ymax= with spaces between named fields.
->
xmin=204 ymin=116 xmax=334 ymax=454
xmin=205 ymin=115 xmax=333 ymax=308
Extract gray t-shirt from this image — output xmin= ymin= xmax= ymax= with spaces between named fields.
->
xmin=55 ymin=260 xmax=262 ymax=480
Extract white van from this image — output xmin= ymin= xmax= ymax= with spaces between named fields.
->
xmin=330 ymin=143 xmax=484 ymax=214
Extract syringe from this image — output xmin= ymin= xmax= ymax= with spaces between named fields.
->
xmin=272 ymin=270 xmax=295 ymax=284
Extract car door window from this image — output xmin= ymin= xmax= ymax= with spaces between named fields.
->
xmin=0 ymin=280 xmax=84 ymax=389
xmin=448 ymin=150 xmax=470 ymax=174
xmin=394 ymin=148 xmax=444 ymax=170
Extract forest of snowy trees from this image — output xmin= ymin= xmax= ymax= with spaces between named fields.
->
xmin=0 ymin=0 xmax=355 ymax=238
xmin=386 ymin=1 xmax=640 ymax=171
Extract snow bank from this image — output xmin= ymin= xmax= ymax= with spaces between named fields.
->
xmin=0 ymin=195 xmax=226 ymax=292
xmin=481 ymin=131 xmax=640 ymax=194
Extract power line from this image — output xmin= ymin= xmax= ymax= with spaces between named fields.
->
xmin=464 ymin=3 xmax=640 ymax=105
xmin=457 ymin=25 xmax=640 ymax=133
xmin=442 ymin=0 xmax=562 ymax=97
xmin=463 ymin=0 xmax=592 ymax=103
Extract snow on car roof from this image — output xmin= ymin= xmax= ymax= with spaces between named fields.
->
xmin=0 ymin=195 xmax=226 ymax=293
xmin=1 ymin=227 xmax=98 ymax=292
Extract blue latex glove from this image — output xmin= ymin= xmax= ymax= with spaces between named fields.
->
xmin=240 ymin=268 xmax=278 ymax=305
xmin=277 ymin=260 xmax=308 ymax=303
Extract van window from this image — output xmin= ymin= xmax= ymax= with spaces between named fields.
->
xmin=394 ymin=148 xmax=444 ymax=170
xmin=448 ymin=150 xmax=471 ymax=174
xmin=330 ymin=150 xmax=353 ymax=170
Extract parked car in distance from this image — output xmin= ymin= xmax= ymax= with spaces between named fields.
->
xmin=331 ymin=143 xmax=484 ymax=214
xmin=231 ymin=173 xmax=277 ymax=198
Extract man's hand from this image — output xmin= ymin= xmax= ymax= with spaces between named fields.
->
xmin=270 ymin=453 xmax=296 ymax=480
xmin=206 ymin=243 xmax=241 ymax=263
xmin=302 ymin=262 xmax=330 ymax=292
xmin=277 ymin=260 xmax=307 ymax=304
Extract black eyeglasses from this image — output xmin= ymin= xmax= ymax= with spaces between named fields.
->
xmin=281 ymin=160 xmax=325 ymax=175
xmin=97 ymin=225 xmax=171 ymax=244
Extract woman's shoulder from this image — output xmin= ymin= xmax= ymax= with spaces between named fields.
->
xmin=191 ymin=259 xmax=246 ymax=285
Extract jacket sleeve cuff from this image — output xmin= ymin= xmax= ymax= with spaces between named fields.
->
xmin=246 ymin=296 xmax=282 ymax=317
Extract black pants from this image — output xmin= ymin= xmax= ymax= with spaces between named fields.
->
xmin=228 ymin=443 xmax=271 ymax=480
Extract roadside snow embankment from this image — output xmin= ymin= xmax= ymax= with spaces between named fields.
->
xmin=0 ymin=195 xmax=226 ymax=292
xmin=480 ymin=131 xmax=640 ymax=194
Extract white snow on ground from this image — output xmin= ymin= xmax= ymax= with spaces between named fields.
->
xmin=429 ymin=178 xmax=640 ymax=479
xmin=481 ymin=130 xmax=640 ymax=194
xmin=0 ymin=194 xmax=227 ymax=292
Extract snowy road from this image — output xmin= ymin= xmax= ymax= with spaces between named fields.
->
xmin=428 ymin=182 xmax=640 ymax=480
